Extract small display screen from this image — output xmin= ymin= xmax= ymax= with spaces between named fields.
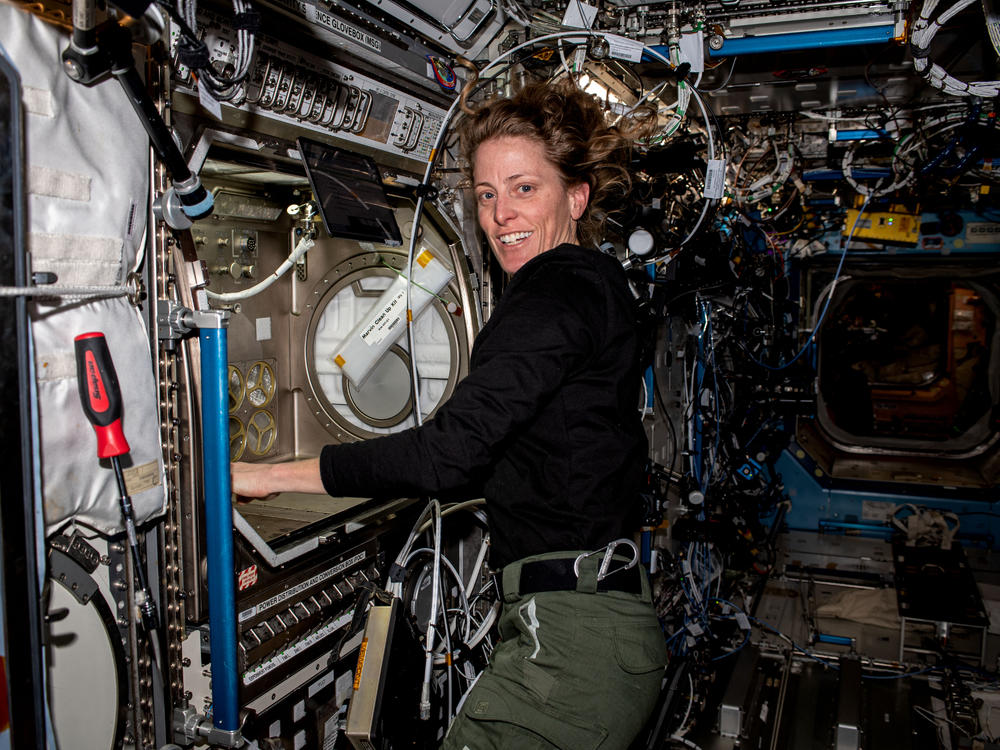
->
xmin=297 ymin=137 xmax=402 ymax=247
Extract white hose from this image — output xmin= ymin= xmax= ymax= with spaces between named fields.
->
xmin=205 ymin=235 xmax=314 ymax=302
xmin=419 ymin=500 xmax=442 ymax=719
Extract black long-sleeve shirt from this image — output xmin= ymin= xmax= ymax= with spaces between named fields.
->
xmin=319 ymin=243 xmax=648 ymax=568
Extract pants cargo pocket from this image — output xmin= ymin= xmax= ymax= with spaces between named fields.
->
xmin=446 ymin=683 xmax=609 ymax=750
xmin=612 ymin=624 xmax=668 ymax=675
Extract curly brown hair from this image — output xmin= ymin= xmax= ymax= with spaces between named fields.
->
xmin=458 ymin=78 xmax=648 ymax=247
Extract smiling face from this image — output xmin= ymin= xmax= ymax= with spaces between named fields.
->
xmin=473 ymin=136 xmax=590 ymax=274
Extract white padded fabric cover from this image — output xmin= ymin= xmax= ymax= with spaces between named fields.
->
xmin=1 ymin=5 xmax=166 ymax=535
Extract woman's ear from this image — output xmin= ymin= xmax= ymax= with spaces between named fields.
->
xmin=568 ymin=181 xmax=590 ymax=221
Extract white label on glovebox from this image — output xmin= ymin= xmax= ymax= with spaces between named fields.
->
xmin=606 ymin=34 xmax=644 ymax=63
xmin=256 ymin=317 xmax=272 ymax=341
xmin=704 ymin=159 xmax=727 ymax=199
xmin=198 ymin=82 xmax=223 ymax=120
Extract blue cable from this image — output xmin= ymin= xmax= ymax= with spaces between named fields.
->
xmin=749 ymin=616 xmax=840 ymax=670
xmin=710 ymin=597 xmax=745 ymax=613
xmin=863 ymin=665 xmax=939 ymax=680
xmin=709 ymin=340 xmax=721 ymax=490
xmin=711 ymin=629 xmax=751 ymax=661
xmin=754 ymin=195 xmax=873 ymax=371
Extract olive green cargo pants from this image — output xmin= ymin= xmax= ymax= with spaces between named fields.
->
xmin=441 ymin=550 xmax=667 ymax=750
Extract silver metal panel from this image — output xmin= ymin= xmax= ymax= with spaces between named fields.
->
xmin=836 ymin=658 xmax=862 ymax=750
xmin=344 ymin=600 xmax=399 ymax=747
xmin=719 ymin=645 xmax=758 ymax=738
xmin=173 ymin=8 xmax=448 ymax=172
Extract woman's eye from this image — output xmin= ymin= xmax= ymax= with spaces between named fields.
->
xmin=517 ymin=184 xmax=533 ymax=193
xmin=478 ymin=191 xmax=495 ymax=202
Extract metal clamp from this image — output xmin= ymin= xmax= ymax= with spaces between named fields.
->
xmin=173 ymin=706 xmax=245 ymax=748
xmin=574 ymin=538 xmax=640 ymax=581
xmin=157 ymin=300 xmax=231 ymax=341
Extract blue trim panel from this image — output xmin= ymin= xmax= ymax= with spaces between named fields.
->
xmin=708 ymin=25 xmax=895 ymax=57
xmin=835 ymin=129 xmax=890 ymax=141
xmin=802 ymin=168 xmax=892 ymax=181
xmin=200 ymin=328 xmax=239 ymax=731
xmin=775 ymin=449 xmax=1000 ymax=547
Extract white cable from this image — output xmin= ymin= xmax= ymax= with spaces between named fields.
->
xmin=386 ymin=500 xmax=439 ymax=598
xmin=405 ymin=200 xmax=425 ymax=425
xmin=419 ymin=500 xmax=443 ymax=719
xmin=501 ymin=0 xmax=532 ymax=26
xmin=416 ymin=498 xmax=487 ymax=535
xmin=842 ymin=138 xmax=918 ymax=198
xmin=676 ymin=672 xmax=694 ymax=735
xmin=734 ymin=141 xmax=794 ymax=205
xmin=557 ymin=38 xmax=575 ymax=78
xmin=670 ymin=734 xmax=704 ymax=749
xmin=205 ymin=235 xmax=314 ymax=302
xmin=179 ymin=0 xmax=257 ymax=101
xmin=465 ymin=536 xmax=490 ymax=601
xmin=464 ymin=600 xmax=500 ymax=650
xmin=405 ymin=547 xmax=474 ymax=643
xmin=911 ymin=0 xmax=1000 ymax=97
xmin=801 ymin=110 xmax=871 ymax=122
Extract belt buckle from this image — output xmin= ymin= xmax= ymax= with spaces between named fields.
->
xmin=573 ymin=538 xmax=640 ymax=582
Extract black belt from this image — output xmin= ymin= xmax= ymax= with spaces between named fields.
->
xmin=496 ymin=557 xmax=644 ymax=600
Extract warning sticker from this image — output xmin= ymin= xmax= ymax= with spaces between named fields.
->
xmin=124 ymin=461 xmax=161 ymax=495
xmin=238 ymin=565 xmax=259 ymax=591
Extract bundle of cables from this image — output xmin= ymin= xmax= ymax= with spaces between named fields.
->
xmin=384 ymin=498 xmax=499 ymax=725
xmin=164 ymin=0 xmax=258 ymax=103
xmin=910 ymin=0 xmax=1000 ymax=99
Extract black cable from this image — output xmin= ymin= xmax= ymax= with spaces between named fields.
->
xmin=699 ymin=55 xmax=737 ymax=94
xmin=652 ymin=369 xmax=681 ymax=500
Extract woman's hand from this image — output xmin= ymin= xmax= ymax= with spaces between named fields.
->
xmin=231 ymin=462 xmax=280 ymax=500
xmin=231 ymin=458 xmax=325 ymax=500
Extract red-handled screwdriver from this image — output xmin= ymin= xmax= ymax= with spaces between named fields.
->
xmin=74 ymin=332 xmax=161 ymax=638
xmin=74 ymin=332 xmax=130 ymax=458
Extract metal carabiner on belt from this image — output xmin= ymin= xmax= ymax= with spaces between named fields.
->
xmin=574 ymin=538 xmax=640 ymax=581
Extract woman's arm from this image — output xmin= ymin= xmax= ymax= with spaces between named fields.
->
xmin=232 ymin=458 xmax=324 ymax=498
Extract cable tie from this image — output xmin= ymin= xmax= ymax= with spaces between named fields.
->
xmin=177 ymin=39 xmax=211 ymax=69
xmin=414 ymin=182 xmax=439 ymax=200
xmin=671 ymin=62 xmax=691 ymax=81
xmin=388 ymin=562 xmax=407 ymax=582
xmin=232 ymin=11 xmax=261 ymax=32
